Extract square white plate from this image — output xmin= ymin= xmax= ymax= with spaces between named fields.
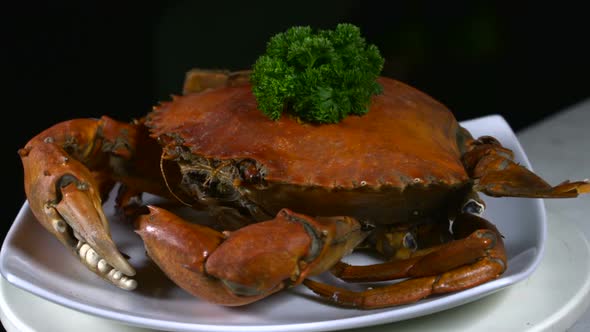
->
xmin=0 ymin=115 xmax=545 ymax=332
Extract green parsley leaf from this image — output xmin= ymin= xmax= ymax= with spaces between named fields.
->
xmin=250 ymin=23 xmax=384 ymax=124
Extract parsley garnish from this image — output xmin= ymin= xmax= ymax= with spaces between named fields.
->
xmin=250 ymin=23 xmax=384 ymax=124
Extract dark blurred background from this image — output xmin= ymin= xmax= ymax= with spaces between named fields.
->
xmin=3 ymin=0 xmax=589 ymax=244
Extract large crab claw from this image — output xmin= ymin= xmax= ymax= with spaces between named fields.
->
xmin=17 ymin=117 xmax=167 ymax=291
xmin=135 ymin=206 xmax=370 ymax=306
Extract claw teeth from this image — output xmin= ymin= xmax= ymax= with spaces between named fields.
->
xmin=121 ymin=278 xmax=138 ymax=291
xmin=75 ymin=240 xmax=137 ymax=291
xmin=111 ymin=270 xmax=123 ymax=280
xmin=97 ymin=259 xmax=111 ymax=273
xmin=53 ymin=219 xmax=67 ymax=233
xmin=79 ymin=243 xmax=91 ymax=258
xmin=85 ymin=248 xmax=100 ymax=267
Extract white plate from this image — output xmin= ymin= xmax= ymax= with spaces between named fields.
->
xmin=0 ymin=114 xmax=546 ymax=332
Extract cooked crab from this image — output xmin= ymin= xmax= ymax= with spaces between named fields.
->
xmin=18 ymin=69 xmax=590 ymax=309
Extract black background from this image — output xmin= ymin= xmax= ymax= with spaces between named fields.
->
xmin=3 ymin=0 xmax=589 ymax=248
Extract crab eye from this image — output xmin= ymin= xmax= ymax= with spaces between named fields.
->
xmin=360 ymin=220 xmax=375 ymax=232
xmin=403 ymin=232 xmax=417 ymax=251
xmin=462 ymin=198 xmax=485 ymax=216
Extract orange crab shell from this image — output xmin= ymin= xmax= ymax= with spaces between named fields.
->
xmin=147 ymin=77 xmax=469 ymax=190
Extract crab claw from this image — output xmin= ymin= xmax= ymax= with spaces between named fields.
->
xmin=136 ymin=206 xmax=369 ymax=306
xmin=55 ymin=182 xmax=137 ymax=290
xmin=19 ymin=120 xmax=136 ymax=291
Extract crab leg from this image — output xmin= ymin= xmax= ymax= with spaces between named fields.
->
xmin=18 ymin=116 xmax=169 ymax=290
xmin=135 ymin=207 xmax=370 ymax=306
xmin=304 ymin=213 xmax=506 ymax=309
xmin=462 ymin=135 xmax=590 ymax=198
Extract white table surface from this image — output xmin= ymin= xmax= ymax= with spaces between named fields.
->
xmin=2 ymin=99 xmax=590 ymax=332
xmin=517 ymin=99 xmax=590 ymax=332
